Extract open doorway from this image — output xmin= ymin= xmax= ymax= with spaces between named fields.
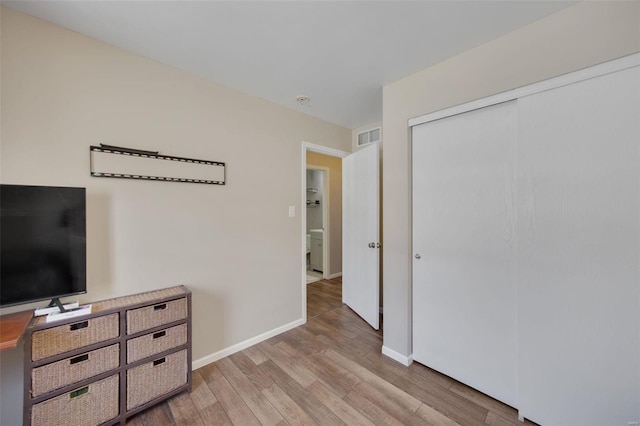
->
xmin=305 ymin=166 xmax=327 ymax=284
xmin=301 ymin=143 xmax=349 ymax=322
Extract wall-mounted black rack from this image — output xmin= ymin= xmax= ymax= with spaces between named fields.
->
xmin=89 ymin=144 xmax=225 ymax=185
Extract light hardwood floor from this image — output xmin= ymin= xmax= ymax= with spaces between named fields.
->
xmin=127 ymin=277 xmax=534 ymax=425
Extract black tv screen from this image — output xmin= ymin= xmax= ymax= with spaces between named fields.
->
xmin=1 ymin=184 xmax=86 ymax=307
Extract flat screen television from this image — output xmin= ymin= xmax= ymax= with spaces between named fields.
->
xmin=1 ymin=184 xmax=86 ymax=308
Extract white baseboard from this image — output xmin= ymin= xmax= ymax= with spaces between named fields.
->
xmin=381 ymin=345 xmax=413 ymax=366
xmin=328 ymin=272 xmax=342 ymax=279
xmin=192 ymin=318 xmax=305 ymax=370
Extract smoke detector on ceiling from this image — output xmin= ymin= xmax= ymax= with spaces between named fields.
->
xmin=296 ymin=96 xmax=310 ymax=107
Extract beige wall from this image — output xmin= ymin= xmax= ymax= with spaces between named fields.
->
xmin=0 ymin=7 xmax=350 ymax=424
xmin=306 ymin=152 xmax=342 ymax=276
xmin=382 ymin=1 xmax=640 ymax=357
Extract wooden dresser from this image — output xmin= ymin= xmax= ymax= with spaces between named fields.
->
xmin=22 ymin=286 xmax=192 ymax=426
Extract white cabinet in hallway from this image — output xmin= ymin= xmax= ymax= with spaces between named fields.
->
xmin=310 ymin=230 xmax=323 ymax=272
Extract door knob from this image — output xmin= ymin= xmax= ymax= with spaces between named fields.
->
xmin=415 ymin=254 xmax=421 ymax=259
xmin=376 ymin=243 xmax=381 ymax=248
xmin=368 ymin=242 xmax=375 ymax=248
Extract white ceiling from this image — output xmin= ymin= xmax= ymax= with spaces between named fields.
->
xmin=4 ymin=1 xmax=573 ymax=129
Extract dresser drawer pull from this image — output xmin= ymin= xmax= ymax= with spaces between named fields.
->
xmin=153 ymin=303 xmax=167 ymax=311
xmin=153 ymin=358 xmax=166 ymax=366
xmin=70 ymin=321 xmax=89 ymax=331
xmin=70 ymin=354 xmax=89 ymax=365
xmin=70 ymin=386 xmax=89 ymax=399
xmin=153 ymin=331 xmax=166 ymax=339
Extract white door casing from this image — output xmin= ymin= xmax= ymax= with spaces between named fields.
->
xmin=343 ymin=143 xmax=380 ymax=330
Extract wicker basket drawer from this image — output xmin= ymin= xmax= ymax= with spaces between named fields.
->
xmin=31 ymin=374 xmax=119 ymax=426
xmin=126 ymin=349 xmax=187 ymax=410
xmin=32 ymin=344 xmax=120 ymax=398
xmin=31 ymin=314 xmax=120 ymax=361
xmin=127 ymin=323 xmax=187 ymax=364
xmin=126 ymin=298 xmax=187 ymax=335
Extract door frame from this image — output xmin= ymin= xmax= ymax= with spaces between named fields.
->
xmin=301 ymin=142 xmax=349 ymax=323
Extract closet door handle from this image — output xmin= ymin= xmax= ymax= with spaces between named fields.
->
xmin=415 ymin=254 xmax=421 ymax=259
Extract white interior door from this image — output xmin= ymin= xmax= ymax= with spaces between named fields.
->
xmin=343 ymin=143 xmax=379 ymax=329
xmin=412 ymin=101 xmax=518 ymax=407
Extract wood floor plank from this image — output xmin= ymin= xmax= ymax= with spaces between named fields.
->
xmin=314 ymin=333 xmax=369 ymax=360
xmin=351 ymin=381 xmax=428 ymax=426
xmin=262 ymin=384 xmax=317 ymax=426
xmin=311 ymin=313 xmax=359 ymax=340
xmin=415 ymin=403 xmax=461 ymax=426
xmin=273 ymin=340 xmax=302 ymax=359
xmin=324 ymin=348 xmax=422 ymax=413
xmin=365 ymin=349 xmax=411 ymax=379
xmin=307 ymin=279 xmax=343 ymax=319
xmin=391 ymin=375 xmax=488 ymax=426
xmin=283 ymin=348 xmax=357 ymax=398
xmin=339 ymin=347 xmax=402 ymax=384
xmin=148 ymin=403 xmax=176 ymax=425
xmin=126 ymin=403 xmax=175 ymax=426
xmin=322 ymin=310 xmax=381 ymax=341
xmin=306 ymin=381 xmax=376 ymax=426
xmin=258 ymin=341 xmax=318 ymax=387
xmin=205 ymin=402 xmax=236 ymax=426
xmin=327 ymin=306 xmax=383 ymax=338
xmin=276 ymin=329 xmax=327 ymax=356
xmin=190 ymin=370 xmax=234 ymax=425
xmin=344 ymin=389 xmax=405 ymax=426
xmin=244 ymin=344 xmax=269 ymax=365
xmin=259 ymin=359 xmax=346 ymax=426
xmin=290 ymin=328 xmax=331 ymax=353
xmin=167 ymin=391 xmax=205 ymax=425
xmin=229 ymin=351 xmax=274 ymax=391
xmin=402 ymin=362 xmax=457 ymax=391
xmin=199 ymin=361 xmax=224 ymax=382
xmin=448 ymin=382 xmax=524 ymax=425
xmin=207 ymin=375 xmax=261 ymax=426
xmin=216 ymin=357 xmax=284 ymax=426
xmin=307 ymin=317 xmax=382 ymax=356
xmin=309 ymin=352 xmax=361 ymax=389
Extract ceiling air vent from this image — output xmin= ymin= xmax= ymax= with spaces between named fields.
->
xmin=357 ymin=127 xmax=381 ymax=146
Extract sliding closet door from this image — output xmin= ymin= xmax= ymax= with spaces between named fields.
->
xmin=412 ymin=101 xmax=518 ymax=407
xmin=517 ymin=67 xmax=640 ymax=425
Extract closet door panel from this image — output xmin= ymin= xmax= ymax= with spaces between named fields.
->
xmin=517 ymin=67 xmax=640 ymax=425
xmin=412 ymin=101 xmax=518 ymax=407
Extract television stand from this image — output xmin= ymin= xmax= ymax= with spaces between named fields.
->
xmin=34 ymin=300 xmax=79 ymax=317
xmin=48 ymin=298 xmax=67 ymax=312
xmin=23 ymin=285 xmax=192 ymax=426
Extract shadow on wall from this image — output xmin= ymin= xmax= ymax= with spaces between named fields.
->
xmin=190 ymin=286 xmax=226 ymax=361
xmin=86 ymin=192 xmax=113 ymax=301
xmin=0 ymin=344 xmax=23 ymax=425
